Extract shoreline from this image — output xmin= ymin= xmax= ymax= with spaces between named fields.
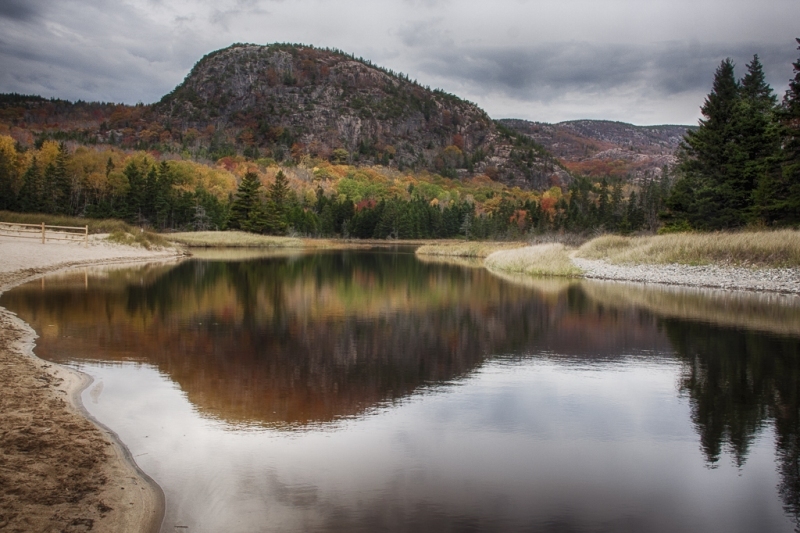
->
xmin=0 ymin=236 xmax=183 ymax=533
xmin=572 ymin=256 xmax=800 ymax=295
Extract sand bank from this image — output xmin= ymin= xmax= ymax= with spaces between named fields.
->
xmin=0 ymin=235 xmax=184 ymax=532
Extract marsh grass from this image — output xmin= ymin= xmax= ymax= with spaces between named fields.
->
xmin=167 ymin=231 xmax=306 ymax=248
xmin=415 ymin=241 xmax=526 ymax=258
xmin=577 ymin=230 xmax=800 ymax=268
xmin=485 ymin=244 xmax=583 ymax=277
xmin=107 ymin=230 xmax=169 ymax=250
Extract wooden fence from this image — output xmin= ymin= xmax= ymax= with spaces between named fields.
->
xmin=0 ymin=221 xmax=89 ymax=247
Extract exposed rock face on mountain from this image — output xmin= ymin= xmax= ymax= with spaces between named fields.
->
xmin=500 ymin=119 xmax=692 ymax=182
xmin=154 ymin=44 xmax=568 ymax=189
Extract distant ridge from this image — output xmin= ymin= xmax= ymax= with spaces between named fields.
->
xmin=500 ymin=118 xmax=694 ymax=181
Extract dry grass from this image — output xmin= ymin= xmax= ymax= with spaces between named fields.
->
xmin=576 ymin=230 xmax=800 ymax=268
xmin=106 ymin=230 xmax=169 ymax=250
xmin=415 ymin=241 xmax=526 ymax=258
xmin=485 ymin=244 xmax=584 ymax=278
xmin=167 ymin=231 xmax=306 ymax=248
xmin=0 ymin=211 xmax=132 ymax=234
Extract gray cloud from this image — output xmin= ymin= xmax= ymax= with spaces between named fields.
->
xmin=0 ymin=0 xmax=798 ymax=124
xmin=0 ymin=0 xmax=42 ymax=22
xmin=403 ymin=39 xmax=797 ymax=104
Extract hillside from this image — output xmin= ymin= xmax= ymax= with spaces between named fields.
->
xmin=0 ymin=44 xmax=569 ymax=190
xmin=500 ymin=119 xmax=692 ymax=182
xmin=153 ymin=44 xmax=568 ymax=189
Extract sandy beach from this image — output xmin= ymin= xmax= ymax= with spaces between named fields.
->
xmin=0 ymin=234 xmax=183 ymax=533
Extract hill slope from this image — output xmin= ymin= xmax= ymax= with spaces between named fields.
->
xmin=151 ymin=43 xmax=567 ymax=189
xmin=500 ymin=119 xmax=692 ymax=182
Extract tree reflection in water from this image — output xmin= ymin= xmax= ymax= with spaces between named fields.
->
xmin=665 ymin=320 xmax=800 ymax=526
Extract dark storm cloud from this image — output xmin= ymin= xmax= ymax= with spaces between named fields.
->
xmin=0 ymin=0 xmax=43 ymax=22
xmin=402 ymin=36 xmax=797 ymax=104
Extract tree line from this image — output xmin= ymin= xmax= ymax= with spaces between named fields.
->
xmin=0 ymin=135 xmax=669 ymax=239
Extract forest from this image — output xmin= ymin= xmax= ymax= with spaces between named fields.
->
xmin=0 ymin=40 xmax=798 ymax=239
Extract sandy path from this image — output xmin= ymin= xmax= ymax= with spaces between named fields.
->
xmin=0 ymin=235 xmax=185 ymax=533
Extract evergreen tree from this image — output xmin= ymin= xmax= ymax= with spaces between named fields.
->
xmin=154 ymin=162 xmax=174 ymax=229
xmin=229 ymin=172 xmax=263 ymax=231
xmin=50 ymin=143 xmax=73 ymax=215
xmin=669 ymin=59 xmax=746 ymax=229
xmin=737 ymin=55 xmax=781 ymax=222
xmin=123 ymin=161 xmax=146 ymax=225
xmin=264 ymin=170 xmax=290 ymax=234
xmin=18 ymin=157 xmax=44 ymax=213
xmin=752 ymin=40 xmax=800 ymax=225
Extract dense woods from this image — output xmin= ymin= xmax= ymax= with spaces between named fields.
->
xmin=0 ymin=133 xmax=671 ymax=238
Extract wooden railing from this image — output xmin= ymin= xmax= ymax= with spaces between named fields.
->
xmin=0 ymin=221 xmax=89 ymax=247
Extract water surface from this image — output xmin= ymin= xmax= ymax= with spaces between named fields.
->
xmin=3 ymin=250 xmax=799 ymax=532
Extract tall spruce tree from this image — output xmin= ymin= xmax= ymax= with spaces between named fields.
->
xmin=18 ymin=157 xmax=44 ymax=213
xmin=52 ymin=143 xmax=72 ymax=215
xmin=778 ymin=38 xmax=800 ymax=223
xmin=264 ymin=170 xmax=290 ymax=234
xmin=737 ymin=55 xmax=781 ymax=223
xmin=229 ymin=171 xmax=263 ymax=231
xmin=753 ymin=39 xmax=800 ymax=224
xmin=668 ymin=59 xmax=746 ymax=229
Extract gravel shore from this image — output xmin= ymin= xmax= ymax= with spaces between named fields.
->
xmin=572 ymin=257 xmax=800 ymax=294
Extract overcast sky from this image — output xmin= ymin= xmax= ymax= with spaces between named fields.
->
xmin=1 ymin=0 xmax=798 ymax=125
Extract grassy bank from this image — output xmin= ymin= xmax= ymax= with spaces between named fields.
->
xmin=576 ymin=230 xmax=800 ymax=268
xmin=415 ymin=241 xmax=526 ymax=258
xmin=167 ymin=231 xmax=306 ymax=248
xmin=485 ymin=244 xmax=583 ymax=277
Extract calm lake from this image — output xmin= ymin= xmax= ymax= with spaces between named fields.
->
xmin=3 ymin=249 xmax=800 ymax=533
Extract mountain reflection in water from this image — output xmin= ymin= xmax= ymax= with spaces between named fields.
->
xmin=3 ymin=250 xmax=800 ymax=532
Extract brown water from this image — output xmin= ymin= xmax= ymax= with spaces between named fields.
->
xmin=3 ymin=249 xmax=800 ymax=532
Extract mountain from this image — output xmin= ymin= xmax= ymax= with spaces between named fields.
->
xmin=499 ymin=119 xmax=693 ymax=182
xmin=150 ymin=43 xmax=567 ymax=189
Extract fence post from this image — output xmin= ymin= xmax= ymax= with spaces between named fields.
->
xmin=85 ymin=225 xmax=89 ymax=248
xmin=41 ymin=222 xmax=45 ymax=244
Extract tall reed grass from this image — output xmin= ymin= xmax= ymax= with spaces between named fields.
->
xmin=576 ymin=230 xmax=800 ymax=268
xmin=485 ymin=244 xmax=583 ymax=277
xmin=415 ymin=241 xmax=526 ymax=258
xmin=167 ymin=231 xmax=306 ymax=248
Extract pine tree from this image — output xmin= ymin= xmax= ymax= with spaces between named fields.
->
xmin=737 ymin=55 xmax=781 ymax=222
xmin=778 ymin=38 xmax=800 ymax=223
xmin=18 ymin=157 xmax=44 ymax=213
xmin=669 ymin=59 xmax=746 ymax=229
xmin=229 ymin=171 xmax=263 ymax=231
xmin=52 ymin=143 xmax=73 ymax=215
xmin=753 ymin=39 xmax=800 ymax=225
xmin=154 ymin=162 xmax=174 ymax=230
xmin=123 ymin=161 xmax=146 ymax=224
xmin=264 ymin=170 xmax=290 ymax=234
